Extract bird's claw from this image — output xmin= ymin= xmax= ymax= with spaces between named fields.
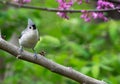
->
xmin=16 ymin=55 xmax=21 ymax=59
xmin=34 ymin=53 xmax=37 ymax=60
xmin=19 ymin=46 xmax=23 ymax=54
xmin=17 ymin=46 xmax=23 ymax=59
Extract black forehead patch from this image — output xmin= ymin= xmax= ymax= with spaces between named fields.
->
xmin=32 ymin=24 xmax=36 ymax=30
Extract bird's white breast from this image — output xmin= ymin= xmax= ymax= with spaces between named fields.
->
xmin=19 ymin=29 xmax=39 ymax=48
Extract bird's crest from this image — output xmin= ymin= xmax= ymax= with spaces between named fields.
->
xmin=28 ymin=18 xmax=34 ymax=26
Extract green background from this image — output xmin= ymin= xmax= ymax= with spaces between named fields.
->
xmin=0 ymin=0 xmax=120 ymax=84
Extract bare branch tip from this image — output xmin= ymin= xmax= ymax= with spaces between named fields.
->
xmin=16 ymin=55 xmax=22 ymax=59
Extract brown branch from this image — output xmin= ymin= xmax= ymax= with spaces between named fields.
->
xmin=0 ymin=1 xmax=120 ymax=13
xmin=109 ymin=0 xmax=120 ymax=4
xmin=0 ymin=36 xmax=107 ymax=84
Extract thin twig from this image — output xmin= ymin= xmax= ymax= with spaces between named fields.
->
xmin=0 ymin=1 xmax=120 ymax=13
xmin=109 ymin=0 xmax=120 ymax=4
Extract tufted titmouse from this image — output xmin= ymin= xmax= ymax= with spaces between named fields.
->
xmin=18 ymin=18 xmax=39 ymax=59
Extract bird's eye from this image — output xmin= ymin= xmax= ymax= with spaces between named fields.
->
xmin=29 ymin=26 xmax=32 ymax=29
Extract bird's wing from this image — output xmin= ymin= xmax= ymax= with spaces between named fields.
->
xmin=19 ymin=29 xmax=27 ymax=39
xmin=37 ymin=29 xmax=40 ymax=41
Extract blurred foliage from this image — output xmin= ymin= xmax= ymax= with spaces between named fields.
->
xmin=0 ymin=0 xmax=120 ymax=84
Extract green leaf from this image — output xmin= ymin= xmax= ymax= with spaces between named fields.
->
xmin=35 ymin=35 xmax=61 ymax=52
xmin=100 ymin=64 xmax=113 ymax=71
xmin=81 ymin=66 xmax=91 ymax=74
xmin=91 ymin=64 xmax=100 ymax=78
xmin=108 ymin=21 xmax=119 ymax=43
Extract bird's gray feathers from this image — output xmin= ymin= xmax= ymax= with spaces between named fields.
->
xmin=28 ymin=18 xmax=34 ymax=26
xmin=18 ymin=18 xmax=39 ymax=59
xmin=19 ymin=18 xmax=39 ymax=48
xmin=19 ymin=28 xmax=27 ymax=38
xmin=19 ymin=19 xmax=34 ymax=38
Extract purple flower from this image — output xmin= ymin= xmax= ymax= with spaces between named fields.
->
xmin=80 ymin=10 xmax=108 ymax=22
xmin=81 ymin=10 xmax=92 ymax=22
xmin=57 ymin=0 xmax=74 ymax=19
xmin=56 ymin=0 xmax=113 ymax=21
xmin=95 ymin=0 xmax=114 ymax=21
xmin=57 ymin=12 xmax=69 ymax=19
xmin=77 ymin=0 xmax=89 ymax=4
xmin=77 ymin=0 xmax=82 ymax=4
xmin=23 ymin=0 xmax=31 ymax=3
xmin=85 ymin=0 xmax=89 ymax=3
xmin=14 ymin=0 xmax=31 ymax=5
xmin=92 ymin=12 xmax=108 ymax=21
xmin=80 ymin=0 xmax=114 ymax=22
xmin=97 ymin=0 xmax=114 ymax=9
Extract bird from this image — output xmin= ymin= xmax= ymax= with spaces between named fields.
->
xmin=18 ymin=18 xmax=39 ymax=59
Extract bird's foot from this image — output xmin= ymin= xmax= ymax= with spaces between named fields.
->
xmin=34 ymin=53 xmax=37 ymax=60
xmin=17 ymin=47 xmax=23 ymax=59
xmin=19 ymin=47 xmax=23 ymax=54
xmin=16 ymin=55 xmax=21 ymax=59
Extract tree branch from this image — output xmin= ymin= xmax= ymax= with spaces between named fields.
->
xmin=109 ymin=0 xmax=120 ymax=4
xmin=0 ymin=1 xmax=108 ymax=83
xmin=0 ymin=37 xmax=107 ymax=84
xmin=0 ymin=1 xmax=120 ymax=13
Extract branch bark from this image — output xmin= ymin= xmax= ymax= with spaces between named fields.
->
xmin=0 ymin=1 xmax=120 ymax=13
xmin=0 ymin=36 xmax=107 ymax=84
xmin=109 ymin=0 xmax=120 ymax=4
